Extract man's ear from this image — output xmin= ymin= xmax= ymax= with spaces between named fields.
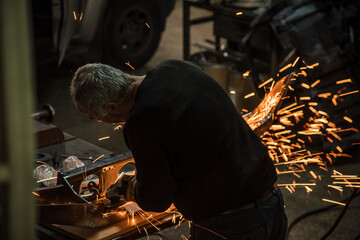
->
xmin=104 ymin=102 xmax=118 ymax=113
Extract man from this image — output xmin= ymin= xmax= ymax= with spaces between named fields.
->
xmin=70 ymin=60 xmax=287 ymax=239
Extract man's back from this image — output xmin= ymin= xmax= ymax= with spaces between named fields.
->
xmin=124 ymin=60 xmax=276 ymax=220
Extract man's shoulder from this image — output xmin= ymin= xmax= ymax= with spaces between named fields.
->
xmin=156 ymin=59 xmax=200 ymax=71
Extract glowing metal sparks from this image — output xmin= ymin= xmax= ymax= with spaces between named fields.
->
xmin=311 ymin=79 xmax=320 ymax=88
xmin=322 ymin=198 xmax=346 ymax=206
xmin=73 ymin=11 xmax=83 ymax=22
xmin=279 ymin=63 xmax=292 ymax=73
xmin=190 ymin=222 xmax=228 ymax=239
xmin=92 ymin=154 xmax=105 ymax=163
xmin=292 ymin=57 xmax=300 ymax=67
xmin=310 ymin=63 xmax=319 ymax=68
xmin=244 ymin=92 xmax=255 ymax=99
xmin=309 ymin=171 xmax=317 ymax=179
xmin=114 ymin=124 xmax=124 ymax=130
xmin=343 ymin=116 xmax=353 ymax=123
xmin=339 ymin=90 xmax=359 ymax=97
xmin=32 ymin=192 xmax=40 ymax=197
xmin=336 ymin=146 xmax=343 ymax=153
xmin=125 ymin=61 xmax=135 ymax=70
xmin=243 ymin=70 xmax=250 ymax=78
xmin=258 ymin=78 xmax=274 ymax=88
xmin=301 ymin=83 xmax=310 ymax=89
xmin=318 ymin=92 xmax=331 ymax=98
xmin=336 ymin=78 xmax=352 ymax=84
xmin=36 ymin=177 xmax=57 ymax=183
xmin=98 ymin=136 xmax=110 ymax=141
xmin=278 ymin=183 xmax=316 ymax=186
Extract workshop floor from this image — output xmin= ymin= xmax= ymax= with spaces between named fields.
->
xmin=35 ymin=0 xmax=360 ymax=239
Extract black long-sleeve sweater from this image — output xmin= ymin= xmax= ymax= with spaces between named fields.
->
xmin=123 ymin=60 xmax=277 ymax=220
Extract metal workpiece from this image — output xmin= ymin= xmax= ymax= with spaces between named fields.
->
xmin=35 ymin=152 xmax=135 ymax=227
xmin=243 ymin=73 xmax=293 ymax=136
xmin=35 ymin=152 xmax=134 ymax=203
xmin=34 ymin=152 xmax=181 ymax=234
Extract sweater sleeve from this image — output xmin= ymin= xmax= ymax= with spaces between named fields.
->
xmin=125 ymin=134 xmax=176 ymax=212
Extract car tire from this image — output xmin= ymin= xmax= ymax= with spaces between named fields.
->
xmin=103 ymin=1 xmax=164 ymax=69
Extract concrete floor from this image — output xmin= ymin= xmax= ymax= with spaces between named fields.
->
xmin=35 ymin=0 xmax=360 ymax=239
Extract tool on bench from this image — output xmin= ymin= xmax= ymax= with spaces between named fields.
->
xmin=32 ymin=104 xmax=56 ymax=123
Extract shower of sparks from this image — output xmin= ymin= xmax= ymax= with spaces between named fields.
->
xmin=242 ymin=58 xmax=360 ymax=209
xmin=98 ymin=136 xmax=110 ymax=141
xmin=125 ymin=61 xmax=135 ymax=70
xmin=137 ymin=211 xmax=161 ymax=231
xmin=92 ymin=154 xmax=104 ymax=163
xmin=236 ymin=11 xmax=243 ymax=15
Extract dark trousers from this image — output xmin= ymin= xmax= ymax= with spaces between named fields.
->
xmin=190 ymin=189 xmax=287 ymax=240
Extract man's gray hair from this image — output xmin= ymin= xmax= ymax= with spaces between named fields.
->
xmin=70 ymin=63 xmax=134 ymax=116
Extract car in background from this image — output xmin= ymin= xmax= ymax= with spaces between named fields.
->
xmin=32 ymin=0 xmax=176 ymax=68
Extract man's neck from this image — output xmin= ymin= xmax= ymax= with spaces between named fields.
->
xmin=130 ymin=75 xmax=146 ymax=103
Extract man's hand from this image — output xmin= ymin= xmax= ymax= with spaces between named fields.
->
xmin=106 ymin=174 xmax=136 ymax=205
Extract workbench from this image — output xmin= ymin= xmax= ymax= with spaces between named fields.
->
xmin=34 ymin=121 xmax=180 ymax=240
